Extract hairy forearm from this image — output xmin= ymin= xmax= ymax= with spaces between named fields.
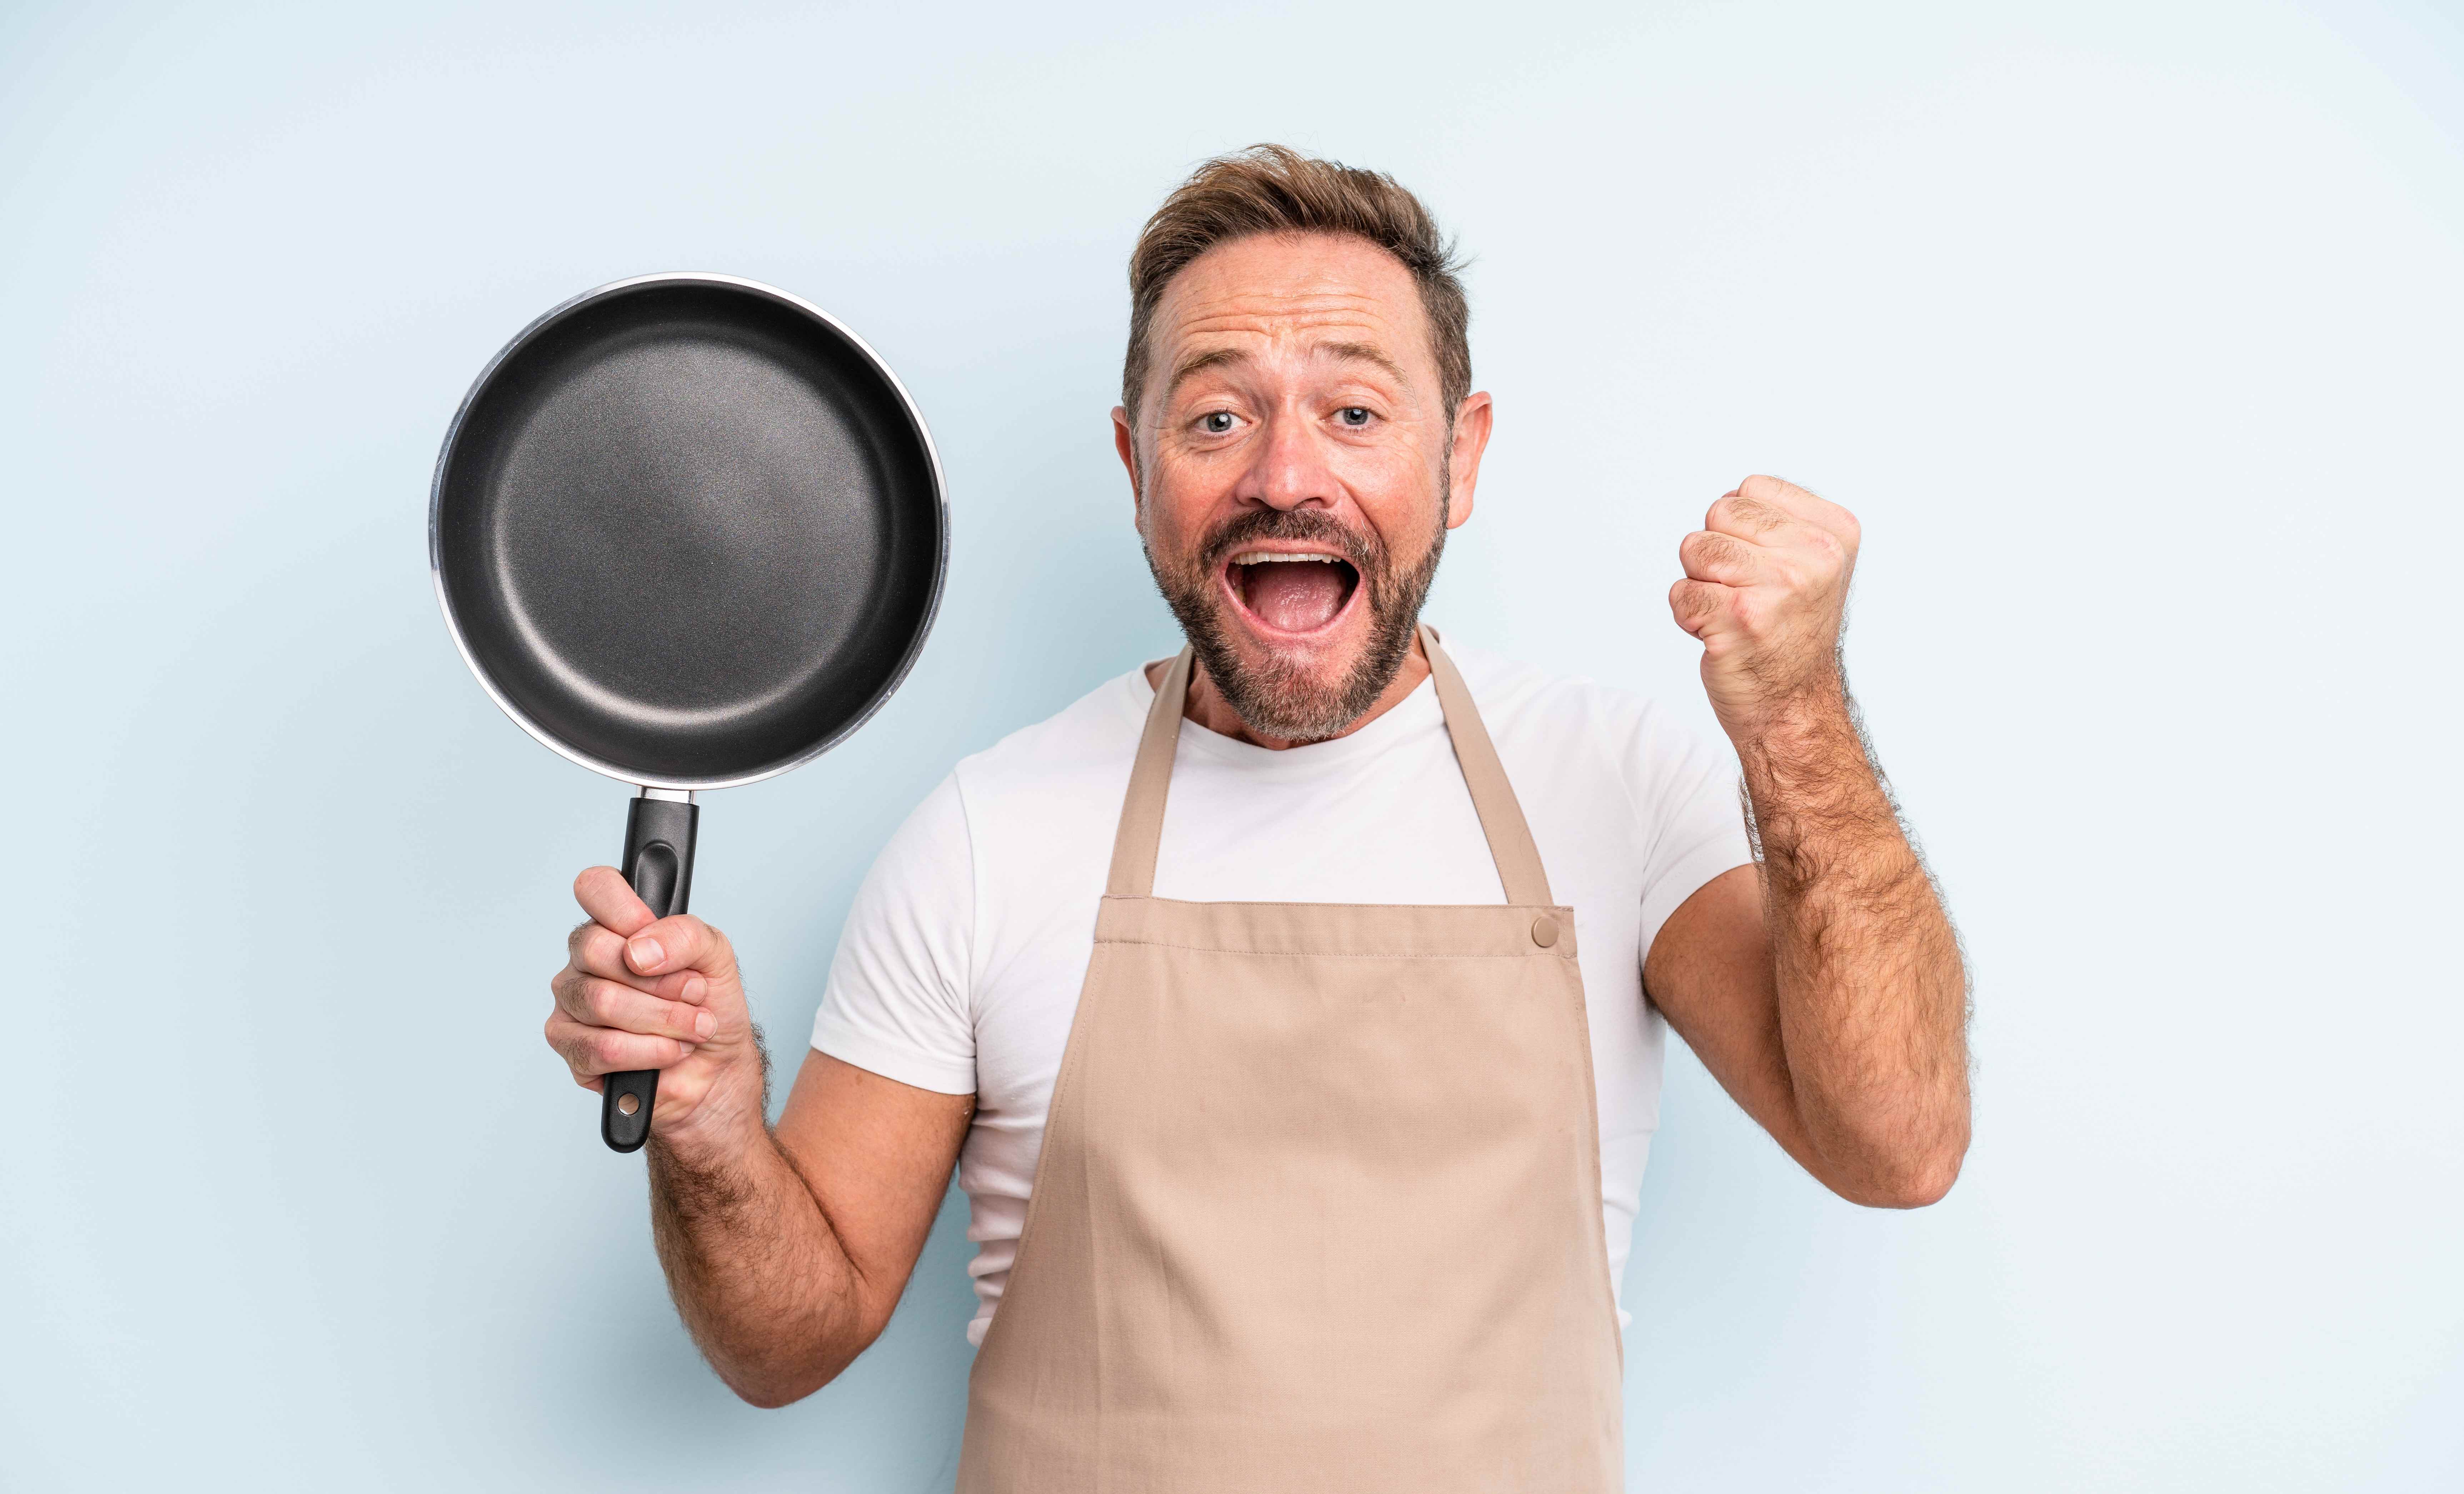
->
xmin=646 ymin=1114 xmax=871 ymax=1407
xmin=1738 ymin=676 xmax=1970 ymax=1207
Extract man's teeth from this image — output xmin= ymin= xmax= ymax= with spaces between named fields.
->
xmin=1230 ymin=551 xmax=1341 ymax=565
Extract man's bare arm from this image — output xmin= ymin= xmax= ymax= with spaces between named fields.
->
xmin=651 ymin=1051 xmax=973 ymax=1406
xmin=1654 ymin=475 xmax=1970 ymax=1207
xmin=547 ymin=870 xmax=973 ymax=1406
xmin=1646 ymin=769 xmax=1968 ymax=1206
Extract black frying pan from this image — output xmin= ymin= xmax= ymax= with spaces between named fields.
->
xmin=430 ymin=273 xmax=946 ymax=1152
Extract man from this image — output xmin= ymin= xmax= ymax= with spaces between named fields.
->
xmin=544 ymin=145 xmax=1968 ymax=1489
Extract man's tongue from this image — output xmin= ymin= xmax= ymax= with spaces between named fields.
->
xmin=1242 ymin=561 xmax=1350 ymax=633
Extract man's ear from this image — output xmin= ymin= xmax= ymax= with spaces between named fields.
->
xmin=1446 ymin=392 xmax=1495 ymax=530
xmin=1112 ymin=406 xmax=1143 ymax=530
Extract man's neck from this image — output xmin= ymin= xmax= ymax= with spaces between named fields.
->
xmin=1144 ymin=636 xmax=1433 ymax=751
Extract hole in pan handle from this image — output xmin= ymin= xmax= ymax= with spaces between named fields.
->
xmin=601 ymin=793 xmax=700 ymax=1153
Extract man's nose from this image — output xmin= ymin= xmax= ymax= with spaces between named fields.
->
xmin=1239 ymin=410 xmax=1335 ymax=511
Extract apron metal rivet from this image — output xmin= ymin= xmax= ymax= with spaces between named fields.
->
xmin=1531 ymin=916 xmax=1559 ymax=948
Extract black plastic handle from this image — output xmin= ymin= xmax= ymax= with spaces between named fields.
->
xmin=603 ymin=794 xmax=699 ymax=1153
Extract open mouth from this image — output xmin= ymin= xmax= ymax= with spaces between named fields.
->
xmin=1221 ymin=549 xmax=1363 ymax=636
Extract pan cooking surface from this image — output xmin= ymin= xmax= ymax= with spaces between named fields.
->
xmin=434 ymin=280 xmax=942 ymax=786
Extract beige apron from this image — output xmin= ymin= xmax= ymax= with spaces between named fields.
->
xmin=956 ymin=628 xmax=1624 ymax=1493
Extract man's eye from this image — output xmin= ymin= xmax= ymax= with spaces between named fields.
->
xmin=1337 ymin=407 xmax=1372 ymax=427
xmin=1199 ymin=411 xmax=1237 ymax=434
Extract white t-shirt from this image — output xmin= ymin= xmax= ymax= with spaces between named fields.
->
xmin=811 ymin=638 xmax=1753 ymax=1346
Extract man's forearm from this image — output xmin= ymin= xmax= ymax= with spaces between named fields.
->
xmin=646 ymin=1115 xmax=871 ymax=1408
xmin=1739 ymin=680 xmax=1970 ymax=1207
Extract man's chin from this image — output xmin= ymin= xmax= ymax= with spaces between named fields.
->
xmin=1226 ymin=620 xmax=1355 ymax=676
xmin=1204 ymin=613 xmax=1404 ymax=741
xmin=1221 ymin=604 xmax=1377 ymax=675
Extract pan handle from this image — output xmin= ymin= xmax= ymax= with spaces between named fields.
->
xmin=603 ymin=790 xmax=699 ymax=1153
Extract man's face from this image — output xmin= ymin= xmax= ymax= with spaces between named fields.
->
xmin=1114 ymin=231 xmax=1491 ymax=742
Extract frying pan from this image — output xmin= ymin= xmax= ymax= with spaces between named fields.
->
xmin=430 ymin=273 xmax=946 ymax=1152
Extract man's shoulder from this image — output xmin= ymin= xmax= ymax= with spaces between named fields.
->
xmin=950 ymin=664 xmax=1150 ymax=805
xmin=1439 ymin=635 xmax=1744 ymax=885
xmin=1441 ymin=636 xmax=1673 ymax=739
xmin=1438 ymin=634 xmax=1734 ymax=811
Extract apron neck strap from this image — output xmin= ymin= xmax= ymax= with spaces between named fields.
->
xmin=1417 ymin=625 xmax=1554 ymax=906
xmin=1106 ymin=646 xmax=1196 ymax=898
xmin=1105 ymin=627 xmax=1555 ymax=906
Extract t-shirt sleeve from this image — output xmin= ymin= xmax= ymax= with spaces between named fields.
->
xmin=1620 ymin=703 xmax=1756 ymax=964
xmin=808 ymin=771 xmax=978 ymax=1095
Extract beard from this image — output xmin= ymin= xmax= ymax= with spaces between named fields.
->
xmin=1143 ymin=476 xmax=1448 ymax=743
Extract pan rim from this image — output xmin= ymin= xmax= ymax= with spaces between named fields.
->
xmin=427 ymin=270 xmax=950 ymax=792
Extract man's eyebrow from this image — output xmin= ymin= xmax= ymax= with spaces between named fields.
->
xmin=1164 ymin=346 xmax=1247 ymax=404
xmin=1163 ymin=340 xmax=1412 ymax=405
xmin=1315 ymin=340 xmax=1409 ymax=386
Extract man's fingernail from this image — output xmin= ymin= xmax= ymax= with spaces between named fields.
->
xmin=628 ymin=936 xmax=663 ymax=970
xmin=695 ymin=1011 xmax=716 ymax=1040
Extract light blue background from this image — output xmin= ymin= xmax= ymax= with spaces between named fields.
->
xmin=5 ymin=1 xmax=2460 ymax=1489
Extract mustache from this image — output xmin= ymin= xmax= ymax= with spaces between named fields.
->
xmin=1195 ymin=508 xmax=1381 ymax=574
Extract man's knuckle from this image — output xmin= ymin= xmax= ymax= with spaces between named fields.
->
xmin=1713 ymin=496 xmax=1778 ymax=536
xmin=679 ymin=916 xmax=724 ymax=958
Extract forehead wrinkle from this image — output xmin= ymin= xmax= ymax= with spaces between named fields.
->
xmin=1172 ymin=301 xmax=1398 ymax=341
xmin=1165 ymin=269 xmax=1406 ymax=330
xmin=1162 ymin=300 xmax=1413 ymax=390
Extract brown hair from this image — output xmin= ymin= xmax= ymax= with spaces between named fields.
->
xmin=1122 ymin=144 xmax=1471 ymax=426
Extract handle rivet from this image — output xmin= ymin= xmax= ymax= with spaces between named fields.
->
xmin=617 ymin=1093 xmax=641 ymax=1116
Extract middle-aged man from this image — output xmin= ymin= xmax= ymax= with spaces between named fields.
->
xmin=544 ymin=145 xmax=1969 ymax=1490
